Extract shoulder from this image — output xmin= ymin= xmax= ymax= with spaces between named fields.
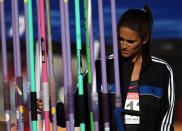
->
xmin=82 ymin=54 xmax=114 ymax=80
xmin=83 ymin=54 xmax=114 ymax=77
xmin=96 ymin=54 xmax=114 ymax=62
xmin=150 ymin=56 xmax=173 ymax=76
xmin=106 ymin=54 xmax=114 ymax=60
xmin=151 ymin=56 xmax=173 ymax=70
xmin=95 ymin=54 xmax=114 ymax=67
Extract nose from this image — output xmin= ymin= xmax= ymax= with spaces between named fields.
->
xmin=121 ymin=40 xmax=128 ymax=49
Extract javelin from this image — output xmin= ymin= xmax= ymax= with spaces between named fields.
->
xmin=83 ymin=0 xmax=94 ymax=130
xmin=63 ymin=0 xmax=75 ymax=130
xmin=75 ymin=0 xmax=86 ymax=130
xmin=11 ymin=0 xmax=24 ymax=130
xmin=11 ymin=0 xmax=18 ymax=130
xmin=110 ymin=1 xmax=124 ymax=130
xmin=110 ymin=0 xmax=121 ymax=111
xmin=0 ymin=0 xmax=11 ymax=130
xmin=23 ymin=0 xmax=32 ymax=130
xmin=27 ymin=0 xmax=38 ymax=130
xmin=39 ymin=0 xmax=50 ymax=130
xmin=88 ymin=0 xmax=100 ymax=130
xmin=45 ymin=0 xmax=57 ymax=130
xmin=59 ymin=0 xmax=70 ymax=130
xmin=98 ymin=0 xmax=110 ymax=130
xmin=35 ymin=0 xmax=43 ymax=130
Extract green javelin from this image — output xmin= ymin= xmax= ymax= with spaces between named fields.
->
xmin=75 ymin=0 xmax=85 ymax=130
xmin=27 ymin=0 xmax=37 ymax=130
xmin=83 ymin=0 xmax=94 ymax=130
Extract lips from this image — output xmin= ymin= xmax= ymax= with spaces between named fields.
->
xmin=122 ymin=50 xmax=128 ymax=54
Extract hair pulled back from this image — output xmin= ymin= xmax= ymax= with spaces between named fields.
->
xmin=117 ymin=5 xmax=153 ymax=67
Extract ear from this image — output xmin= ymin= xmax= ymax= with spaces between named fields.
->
xmin=142 ymin=35 xmax=149 ymax=45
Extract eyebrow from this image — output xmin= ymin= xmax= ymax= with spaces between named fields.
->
xmin=119 ymin=37 xmax=136 ymax=43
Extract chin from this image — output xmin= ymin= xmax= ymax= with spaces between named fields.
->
xmin=121 ymin=53 xmax=131 ymax=58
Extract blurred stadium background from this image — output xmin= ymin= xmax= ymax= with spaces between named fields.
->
xmin=0 ymin=0 xmax=182 ymax=130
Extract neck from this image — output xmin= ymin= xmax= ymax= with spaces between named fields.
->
xmin=131 ymin=54 xmax=142 ymax=64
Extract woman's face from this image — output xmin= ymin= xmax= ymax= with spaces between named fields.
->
xmin=119 ymin=26 xmax=143 ymax=62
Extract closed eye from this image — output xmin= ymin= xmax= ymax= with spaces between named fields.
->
xmin=119 ymin=37 xmax=136 ymax=44
xmin=119 ymin=37 xmax=124 ymax=41
xmin=127 ymin=40 xmax=136 ymax=44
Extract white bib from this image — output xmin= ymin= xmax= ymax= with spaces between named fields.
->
xmin=124 ymin=92 xmax=140 ymax=124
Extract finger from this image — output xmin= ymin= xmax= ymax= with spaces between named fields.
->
xmin=37 ymin=109 xmax=43 ymax=114
xmin=39 ymin=106 xmax=43 ymax=110
xmin=38 ymin=102 xmax=43 ymax=106
xmin=37 ymin=104 xmax=43 ymax=109
xmin=37 ymin=98 xmax=41 ymax=101
xmin=37 ymin=110 xmax=42 ymax=114
xmin=37 ymin=98 xmax=42 ymax=102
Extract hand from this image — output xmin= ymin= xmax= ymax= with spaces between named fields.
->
xmin=37 ymin=98 xmax=43 ymax=114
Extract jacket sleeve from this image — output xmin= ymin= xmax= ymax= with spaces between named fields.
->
xmin=159 ymin=65 xmax=175 ymax=131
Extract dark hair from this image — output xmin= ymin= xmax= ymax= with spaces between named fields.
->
xmin=117 ymin=5 xmax=153 ymax=68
